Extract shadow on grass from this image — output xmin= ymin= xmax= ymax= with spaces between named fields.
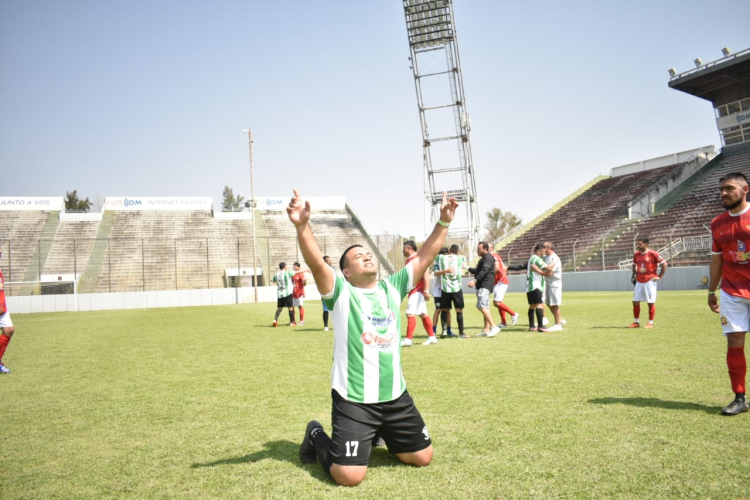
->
xmin=589 ymin=397 xmax=722 ymax=414
xmin=190 ymin=440 xmax=401 ymax=478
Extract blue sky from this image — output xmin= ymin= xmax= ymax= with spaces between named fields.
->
xmin=1 ymin=0 xmax=747 ymax=238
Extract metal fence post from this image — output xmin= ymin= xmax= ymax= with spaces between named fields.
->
xmin=174 ymin=240 xmax=178 ymax=290
xmin=73 ymin=239 xmax=77 ymax=280
xmin=38 ymin=240 xmax=41 ymax=280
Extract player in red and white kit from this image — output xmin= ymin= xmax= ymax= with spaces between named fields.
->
xmin=401 ymin=241 xmax=436 ymax=346
xmin=490 ymin=250 xmax=519 ymax=327
xmin=627 ymin=237 xmax=668 ymax=329
xmin=709 ymin=172 xmax=750 ymax=415
xmin=291 ymin=262 xmax=310 ymax=326
xmin=0 ymin=249 xmax=15 ymax=374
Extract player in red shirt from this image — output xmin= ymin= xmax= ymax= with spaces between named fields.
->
xmin=709 ymin=172 xmax=750 ymax=415
xmin=491 ymin=251 xmax=519 ymax=327
xmin=0 ymin=249 xmax=16 ymax=374
xmin=291 ymin=262 xmax=310 ymax=326
xmin=627 ymin=237 xmax=667 ymax=328
xmin=401 ymin=241 xmax=436 ymax=346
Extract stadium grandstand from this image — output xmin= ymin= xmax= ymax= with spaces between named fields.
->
xmin=0 ymin=196 xmax=401 ymax=301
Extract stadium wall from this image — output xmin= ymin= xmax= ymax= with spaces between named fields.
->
xmin=9 ymin=267 xmax=709 ymax=314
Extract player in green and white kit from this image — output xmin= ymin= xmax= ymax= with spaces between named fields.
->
xmin=272 ymin=263 xmax=295 ymax=327
xmin=434 ymin=244 xmax=466 ymax=337
xmin=526 ymin=243 xmax=550 ymax=332
xmin=288 ymin=188 xmax=458 ymax=486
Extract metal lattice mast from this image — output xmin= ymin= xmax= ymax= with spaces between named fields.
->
xmin=403 ymin=0 xmax=480 ymax=258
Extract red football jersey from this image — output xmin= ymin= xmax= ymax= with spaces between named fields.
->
xmin=711 ymin=207 xmax=750 ymax=299
xmin=292 ymin=272 xmax=306 ymax=299
xmin=633 ymin=250 xmax=664 ymax=283
xmin=491 ymin=252 xmax=509 ymax=285
xmin=0 ymin=268 xmax=6 ymax=314
xmin=406 ymin=254 xmax=426 ymax=296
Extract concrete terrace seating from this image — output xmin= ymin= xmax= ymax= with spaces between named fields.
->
xmin=260 ymin=210 xmax=389 ymax=279
xmin=499 ymin=165 xmax=676 ymax=269
xmin=89 ymin=211 xmax=260 ymax=292
xmin=603 ymin=151 xmax=750 ymax=269
xmin=0 ymin=211 xmax=54 ymax=283
xmin=43 ymin=220 xmax=101 ymax=277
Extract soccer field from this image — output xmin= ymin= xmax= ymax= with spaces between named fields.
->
xmin=3 ymin=291 xmax=750 ymax=498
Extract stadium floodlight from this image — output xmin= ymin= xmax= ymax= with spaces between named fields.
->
xmin=694 ymin=58 xmax=703 ymax=68
xmin=722 ymin=47 xmax=732 ymax=57
xmin=668 ymin=68 xmax=677 ymax=77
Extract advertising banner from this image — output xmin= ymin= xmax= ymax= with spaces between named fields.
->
xmin=104 ymin=197 xmax=213 ymax=211
xmin=0 ymin=197 xmax=64 ymax=211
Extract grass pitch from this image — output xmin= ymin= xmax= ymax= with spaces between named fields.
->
xmin=3 ymin=291 xmax=750 ymax=498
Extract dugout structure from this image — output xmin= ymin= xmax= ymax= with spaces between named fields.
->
xmin=402 ymin=0 xmax=480 ymax=257
xmin=669 ymin=47 xmax=750 ymax=154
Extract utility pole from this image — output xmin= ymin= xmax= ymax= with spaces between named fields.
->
xmin=243 ymin=128 xmax=259 ymax=303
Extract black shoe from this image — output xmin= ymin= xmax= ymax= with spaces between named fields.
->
xmin=447 ymin=332 xmax=458 ymax=338
xmin=721 ymin=396 xmax=750 ymax=416
xmin=440 ymin=330 xmax=447 ymax=339
xmin=300 ymin=420 xmax=322 ymax=464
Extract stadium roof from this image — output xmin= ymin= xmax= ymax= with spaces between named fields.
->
xmin=668 ymin=48 xmax=750 ymax=102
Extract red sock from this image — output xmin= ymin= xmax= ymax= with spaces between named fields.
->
xmin=421 ymin=316 xmax=435 ymax=337
xmin=633 ymin=304 xmax=641 ymax=320
xmin=406 ymin=316 xmax=416 ymax=339
xmin=0 ymin=333 xmax=10 ymax=361
xmin=498 ymin=303 xmax=516 ymax=316
xmin=728 ymin=347 xmax=747 ymax=394
xmin=299 ymin=307 xmax=305 ymax=322
xmin=497 ymin=307 xmax=507 ymax=325
xmin=648 ymin=304 xmax=655 ymax=321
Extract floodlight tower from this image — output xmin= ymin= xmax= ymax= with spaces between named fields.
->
xmin=402 ymin=0 xmax=480 ymax=257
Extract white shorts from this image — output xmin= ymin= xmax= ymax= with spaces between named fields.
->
xmin=545 ymin=282 xmax=562 ymax=306
xmin=430 ymin=279 xmax=442 ymax=298
xmin=633 ymin=280 xmax=657 ymax=303
xmin=406 ymin=292 xmax=428 ymax=316
xmin=719 ymin=290 xmax=750 ymax=335
xmin=0 ymin=311 xmax=13 ymax=328
xmin=492 ymin=283 xmax=508 ymax=303
xmin=293 ymin=297 xmax=304 ymax=307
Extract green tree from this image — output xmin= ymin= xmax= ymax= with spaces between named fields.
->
xmin=482 ymin=208 xmax=522 ymax=243
xmin=221 ymin=186 xmax=246 ymax=212
xmin=64 ymin=190 xmax=92 ymax=212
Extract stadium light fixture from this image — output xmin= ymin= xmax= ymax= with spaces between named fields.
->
xmin=668 ymin=68 xmax=677 ymax=77
xmin=722 ymin=47 xmax=732 ymax=57
xmin=694 ymin=58 xmax=703 ymax=68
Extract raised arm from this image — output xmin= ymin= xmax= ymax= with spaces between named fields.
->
xmin=286 ymin=189 xmax=334 ymax=296
xmin=410 ymin=192 xmax=459 ymax=280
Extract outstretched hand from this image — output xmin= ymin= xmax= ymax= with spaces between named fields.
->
xmin=439 ymin=192 xmax=459 ymax=224
xmin=286 ymin=189 xmax=311 ymax=228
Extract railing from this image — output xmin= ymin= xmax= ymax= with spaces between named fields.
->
xmin=683 ymin=235 xmax=712 ymax=251
xmin=492 ymin=223 xmax=524 ymax=246
xmin=0 ymin=234 xmax=405 ymax=296
xmin=618 ymin=238 xmax=684 ymax=270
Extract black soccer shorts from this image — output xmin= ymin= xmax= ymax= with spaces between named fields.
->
xmin=526 ymin=289 xmax=543 ymax=305
xmin=441 ymin=291 xmax=465 ymax=310
xmin=329 ymin=389 xmax=432 ymax=467
xmin=276 ymin=295 xmax=293 ymax=308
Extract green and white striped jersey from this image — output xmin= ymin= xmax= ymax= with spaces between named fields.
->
xmin=437 ymin=254 xmax=465 ymax=293
xmin=526 ymin=255 xmax=546 ymax=292
xmin=272 ymin=270 xmax=294 ymax=298
xmin=322 ymin=264 xmax=414 ymax=404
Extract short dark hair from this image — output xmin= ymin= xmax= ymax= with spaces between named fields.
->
xmin=403 ymin=240 xmax=417 ymax=252
xmin=439 ymin=247 xmax=449 ymax=255
xmin=449 ymin=244 xmax=459 ymax=254
xmin=637 ymin=237 xmax=650 ymax=245
xmin=478 ymin=241 xmax=489 ymax=251
xmin=322 ymin=255 xmax=329 ymax=260
xmin=293 ymin=262 xmax=300 ymax=267
xmin=720 ymin=172 xmax=749 ymax=185
xmin=533 ymin=243 xmax=544 ymax=253
xmin=279 ymin=262 xmax=286 ymax=270
xmin=340 ymin=244 xmax=363 ymax=271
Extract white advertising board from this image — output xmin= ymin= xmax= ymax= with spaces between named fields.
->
xmin=104 ymin=197 xmax=213 ymax=211
xmin=254 ymin=196 xmax=346 ymax=211
xmin=0 ymin=197 xmax=64 ymax=211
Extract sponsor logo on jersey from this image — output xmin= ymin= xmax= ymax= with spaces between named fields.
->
xmin=729 ymin=240 xmax=750 ymax=264
xmin=360 ymin=330 xmax=398 ymax=350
